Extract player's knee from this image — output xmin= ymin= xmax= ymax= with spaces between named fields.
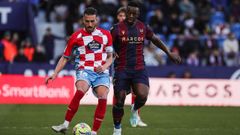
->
xmin=96 ymin=86 xmax=109 ymax=99
xmin=75 ymin=81 xmax=89 ymax=91
xmin=137 ymin=91 xmax=148 ymax=100
xmin=97 ymin=91 xmax=108 ymax=99
xmin=114 ymin=101 xmax=124 ymax=109
xmin=114 ymin=91 xmax=126 ymax=101
xmin=114 ymin=97 xmax=125 ymax=107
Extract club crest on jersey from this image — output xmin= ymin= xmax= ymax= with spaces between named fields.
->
xmin=121 ymin=30 xmax=125 ymax=35
xmin=87 ymin=40 xmax=101 ymax=51
xmin=139 ymin=29 xmax=143 ymax=33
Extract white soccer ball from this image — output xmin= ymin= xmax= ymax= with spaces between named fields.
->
xmin=72 ymin=122 xmax=91 ymax=135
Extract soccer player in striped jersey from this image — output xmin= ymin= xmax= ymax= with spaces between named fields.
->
xmin=113 ymin=6 xmax=148 ymax=127
xmin=111 ymin=1 xmax=181 ymax=135
xmin=46 ymin=7 xmax=113 ymax=135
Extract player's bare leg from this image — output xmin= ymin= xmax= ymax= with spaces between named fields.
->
xmin=131 ymin=94 xmax=147 ymax=127
xmin=130 ymin=83 xmax=149 ymax=127
xmin=112 ymin=90 xmax=126 ymax=135
xmin=52 ymin=81 xmax=89 ymax=134
xmin=92 ymin=86 xmax=108 ymax=134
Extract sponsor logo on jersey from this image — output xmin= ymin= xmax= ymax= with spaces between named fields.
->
xmin=87 ymin=40 xmax=101 ymax=50
xmin=121 ymin=36 xmax=144 ymax=44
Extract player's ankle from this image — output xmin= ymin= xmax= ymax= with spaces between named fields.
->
xmin=114 ymin=124 xmax=121 ymax=129
xmin=63 ymin=120 xmax=69 ymax=127
xmin=91 ymin=131 xmax=97 ymax=135
xmin=131 ymin=104 xmax=137 ymax=112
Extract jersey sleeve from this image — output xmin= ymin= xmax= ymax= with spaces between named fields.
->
xmin=63 ymin=31 xmax=78 ymax=58
xmin=145 ymin=25 xmax=154 ymax=40
xmin=111 ymin=24 xmax=119 ymax=43
xmin=105 ymin=30 xmax=113 ymax=53
xmin=110 ymin=24 xmax=118 ymax=52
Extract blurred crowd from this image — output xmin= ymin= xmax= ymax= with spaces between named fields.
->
xmin=0 ymin=0 xmax=240 ymax=67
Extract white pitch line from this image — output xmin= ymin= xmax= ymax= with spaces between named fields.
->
xmin=0 ymin=127 xmax=239 ymax=130
xmin=0 ymin=126 xmax=50 ymax=129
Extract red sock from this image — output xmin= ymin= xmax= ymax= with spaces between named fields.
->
xmin=65 ymin=90 xmax=85 ymax=122
xmin=131 ymin=94 xmax=135 ymax=104
xmin=92 ymin=99 xmax=107 ymax=132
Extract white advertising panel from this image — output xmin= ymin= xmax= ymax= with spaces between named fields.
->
xmin=145 ymin=78 xmax=240 ymax=106
xmin=82 ymin=78 xmax=240 ymax=106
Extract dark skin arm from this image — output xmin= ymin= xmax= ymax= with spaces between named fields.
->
xmin=150 ymin=34 xmax=181 ymax=64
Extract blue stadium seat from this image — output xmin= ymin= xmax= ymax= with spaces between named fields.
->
xmin=216 ymin=35 xmax=226 ymax=49
xmin=210 ymin=11 xmax=225 ymax=28
xmin=231 ymin=23 xmax=240 ymax=40
xmin=157 ymin=34 xmax=166 ymax=43
xmin=99 ymin=22 xmax=112 ymax=31
xmin=167 ymin=34 xmax=177 ymax=49
xmin=146 ymin=10 xmax=155 ymax=24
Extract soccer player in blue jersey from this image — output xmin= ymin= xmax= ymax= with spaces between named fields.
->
xmin=111 ymin=1 xmax=181 ymax=135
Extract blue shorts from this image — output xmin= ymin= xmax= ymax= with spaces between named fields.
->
xmin=113 ymin=69 xmax=149 ymax=94
xmin=76 ymin=70 xmax=110 ymax=89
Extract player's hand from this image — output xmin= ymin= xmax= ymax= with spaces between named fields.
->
xmin=113 ymin=53 xmax=119 ymax=59
xmin=96 ymin=65 xmax=106 ymax=73
xmin=45 ymin=74 xmax=57 ymax=85
xmin=168 ymin=53 xmax=181 ymax=64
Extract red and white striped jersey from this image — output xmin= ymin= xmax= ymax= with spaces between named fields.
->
xmin=63 ymin=28 xmax=113 ymax=72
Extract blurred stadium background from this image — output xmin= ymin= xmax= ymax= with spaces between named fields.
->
xmin=0 ymin=0 xmax=240 ymax=135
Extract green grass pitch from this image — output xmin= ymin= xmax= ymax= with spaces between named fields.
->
xmin=0 ymin=105 xmax=239 ymax=135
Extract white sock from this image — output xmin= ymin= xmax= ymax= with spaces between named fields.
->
xmin=63 ymin=120 xmax=69 ymax=127
xmin=91 ymin=131 xmax=97 ymax=135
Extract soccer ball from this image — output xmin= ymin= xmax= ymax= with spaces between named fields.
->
xmin=73 ymin=122 xmax=91 ymax=135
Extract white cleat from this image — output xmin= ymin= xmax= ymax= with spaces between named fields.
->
xmin=129 ymin=105 xmax=139 ymax=127
xmin=137 ymin=118 xmax=147 ymax=127
xmin=51 ymin=124 xmax=68 ymax=134
xmin=113 ymin=127 xmax=122 ymax=135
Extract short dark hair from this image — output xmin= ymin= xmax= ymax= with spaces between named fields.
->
xmin=84 ymin=7 xmax=98 ymax=16
xmin=128 ymin=0 xmax=140 ymax=8
xmin=117 ymin=7 xmax=127 ymax=15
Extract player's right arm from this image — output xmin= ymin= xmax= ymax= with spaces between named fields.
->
xmin=45 ymin=56 xmax=68 ymax=85
xmin=45 ymin=31 xmax=79 ymax=85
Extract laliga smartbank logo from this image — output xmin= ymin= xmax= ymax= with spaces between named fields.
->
xmin=0 ymin=84 xmax=70 ymax=98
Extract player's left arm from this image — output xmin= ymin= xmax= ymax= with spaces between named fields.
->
xmin=150 ymin=34 xmax=181 ymax=64
xmin=96 ymin=30 xmax=114 ymax=73
xmin=103 ymin=52 xmax=113 ymax=69
xmin=145 ymin=24 xmax=181 ymax=64
xmin=103 ymin=30 xmax=114 ymax=70
xmin=96 ymin=52 xmax=113 ymax=73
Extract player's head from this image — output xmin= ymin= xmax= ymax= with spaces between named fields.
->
xmin=117 ymin=7 xmax=126 ymax=22
xmin=46 ymin=27 xmax=52 ymax=35
xmin=83 ymin=7 xmax=98 ymax=33
xmin=126 ymin=1 xmax=140 ymax=25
